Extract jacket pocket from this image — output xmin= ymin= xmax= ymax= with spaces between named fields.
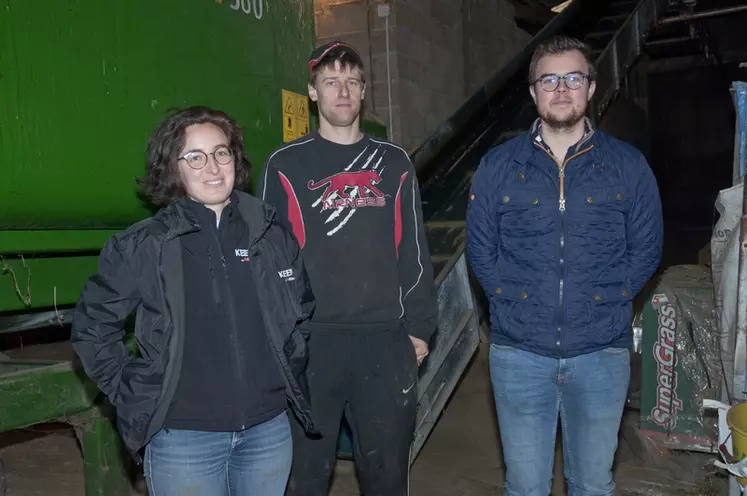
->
xmin=114 ymin=358 xmax=162 ymax=450
xmin=589 ymin=280 xmax=634 ymax=342
xmin=115 ymin=358 xmax=159 ymax=404
xmin=581 ymin=186 xmax=628 ymax=206
xmin=576 ymin=185 xmax=628 ymax=242
xmin=589 ymin=280 xmax=633 ymax=304
xmin=498 ymin=188 xmax=548 ymax=209
xmin=493 ymin=278 xmax=533 ymax=302
xmin=498 ymin=189 xmax=552 ymax=234
xmin=491 ymin=279 xmax=548 ymax=344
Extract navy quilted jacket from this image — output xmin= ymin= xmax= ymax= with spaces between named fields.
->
xmin=466 ymin=120 xmax=662 ymax=358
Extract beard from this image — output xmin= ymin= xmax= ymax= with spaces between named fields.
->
xmin=538 ymin=104 xmax=586 ymax=132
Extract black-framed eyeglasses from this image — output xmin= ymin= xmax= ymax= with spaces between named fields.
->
xmin=178 ymin=146 xmax=234 ymax=170
xmin=532 ymin=72 xmax=590 ymax=92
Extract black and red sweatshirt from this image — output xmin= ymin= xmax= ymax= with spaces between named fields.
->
xmin=259 ymin=132 xmax=438 ymax=342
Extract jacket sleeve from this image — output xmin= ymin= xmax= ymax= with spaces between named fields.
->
xmin=622 ymin=154 xmax=663 ymax=295
xmin=273 ymin=216 xmax=316 ymax=327
xmin=396 ymin=160 xmax=439 ymax=342
xmin=71 ymin=235 xmax=140 ymax=402
xmin=466 ymin=152 xmax=502 ymax=296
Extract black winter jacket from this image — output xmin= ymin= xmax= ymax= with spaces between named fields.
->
xmin=71 ymin=191 xmax=318 ymax=458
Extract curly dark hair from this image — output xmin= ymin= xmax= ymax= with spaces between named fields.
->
xmin=528 ymin=35 xmax=596 ymax=84
xmin=137 ymin=106 xmax=252 ymax=206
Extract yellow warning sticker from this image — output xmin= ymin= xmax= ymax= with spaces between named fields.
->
xmin=296 ymin=93 xmax=310 ymax=138
xmin=281 ymin=90 xmax=296 ymax=142
xmin=281 ymin=89 xmax=311 ymax=142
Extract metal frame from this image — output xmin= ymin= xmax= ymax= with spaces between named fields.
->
xmin=410 ymin=242 xmax=481 ymax=463
xmin=660 ymin=5 xmax=747 ymax=25
xmin=0 ymin=359 xmax=130 ymax=495
xmin=0 ymin=310 xmax=73 ymax=335
xmin=1 ymin=255 xmax=99 ymax=313
xmin=590 ymin=0 xmax=670 ymax=121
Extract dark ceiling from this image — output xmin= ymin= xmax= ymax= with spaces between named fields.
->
xmin=645 ymin=0 xmax=747 ymax=68
xmin=505 ymin=0 xmax=572 ymax=33
xmin=507 ymin=0 xmax=747 ymax=67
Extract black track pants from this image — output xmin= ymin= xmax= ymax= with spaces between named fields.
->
xmin=286 ymin=326 xmax=419 ymax=496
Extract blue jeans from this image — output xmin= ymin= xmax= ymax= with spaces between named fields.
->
xmin=489 ymin=344 xmax=630 ymax=496
xmin=144 ymin=411 xmax=292 ymax=496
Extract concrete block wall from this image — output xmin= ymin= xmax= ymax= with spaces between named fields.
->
xmin=314 ymin=0 xmax=532 ymax=150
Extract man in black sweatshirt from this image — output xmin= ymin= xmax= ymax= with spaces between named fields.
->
xmin=259 ymin=41 xmax=438 ymax=495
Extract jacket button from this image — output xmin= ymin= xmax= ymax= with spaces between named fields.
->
xmin=531 ymin=198 xmax=539 ymax=205
xmin=594 ymin=294 xmax=601 ymax=301
xmin=503 ymin=195 xmax=510 ymax=203
xmin=518 ymin=172 xmax=525 ymax=180
xmin=521 ymin=291 xmax=527 ymax=299
xmin=617 ymin=192 xmax=624 ymax=200
xmin=495 ymin=287 xmax=502 ymax=294
xmin=622 ymin=290 xmax=630 ymax=297
xmin=587 ymin=196 xmax=594 ymax=203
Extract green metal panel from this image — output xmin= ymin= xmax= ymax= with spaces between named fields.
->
xmin=0 ymin=361 xmax=99 ymax=431
xmin=361 ymin=118 xmax=388 ymax=140
xmin=0 ymin=230 xmax=118 ymax=254
xmin=0 ymin=0 xmax=315 ymax=311
xmin=73 ymin=408 xmax=131 ymax=496
xmin=0 ymin=359 xmax=129 ymax=495
xmin=0 ymin=0 xmax=315 ymax=234
xmin=1 ymin=256 xmax=99 ymax=312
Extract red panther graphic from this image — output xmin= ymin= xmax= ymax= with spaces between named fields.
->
xmin=307 ymin=171 xmax=384 ymax=202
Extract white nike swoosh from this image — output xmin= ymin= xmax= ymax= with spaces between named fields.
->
xmin=402 ymin=381 xmax=416 ymax=394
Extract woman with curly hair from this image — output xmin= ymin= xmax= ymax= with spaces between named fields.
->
xmin=71 ymin=106 xmax=318 ymax=495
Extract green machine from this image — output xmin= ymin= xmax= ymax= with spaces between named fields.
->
xmin=0 ymin=1 xmax=317 ymax=493
xmin=1 ymin=2 xmax=480 ymax=494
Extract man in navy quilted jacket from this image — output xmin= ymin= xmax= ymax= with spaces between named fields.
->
xmin=466 ymin=35 xmax=662 ymax=495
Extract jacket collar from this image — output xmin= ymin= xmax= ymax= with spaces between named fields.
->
xmin=153 ymin=190 xmax=276 ymax=244
xmin=515 ymin=117 xmax=598 ymax=165
xmin=233 ymin=191 xmax=277 ymax=247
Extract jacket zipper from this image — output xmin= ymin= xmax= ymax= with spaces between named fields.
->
xmin=212 ymin=221 xmax=247 ymax=430
xmin=206 ymin=248 xmax=221 ymax=306
xmin=533 ymin=143 xmax=593 ymax=355
xmin=535 ymin=145 xmax=593 ymax=213
xmin=141 ymin=206 xmax=277 ymax=453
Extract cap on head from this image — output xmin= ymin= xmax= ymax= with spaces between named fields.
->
xmin=308 ymin=41 xmax=362 ymax=72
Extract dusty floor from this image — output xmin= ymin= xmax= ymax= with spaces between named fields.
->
xmin=0 ymin=342 xmax=729 ymax=495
